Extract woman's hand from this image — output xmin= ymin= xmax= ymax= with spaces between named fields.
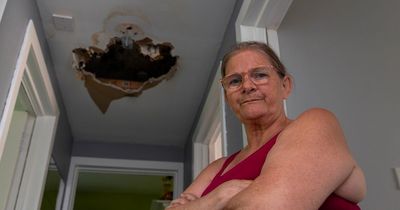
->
xmin=166 ymin=179 xmax=252 ymax=210
xmin=167 ymin=193 xmax=199 ymax=208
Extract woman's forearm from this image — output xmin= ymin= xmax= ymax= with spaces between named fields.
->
xmin=167 ymin=180 xmax=252 ymax=210
xmin=166 ymin=193 xmax=226 ymax=210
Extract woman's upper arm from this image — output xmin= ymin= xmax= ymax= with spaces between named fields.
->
xmin=181 ymin=157 xmax=226 ymax=197
xmin=225 ymin=108 xmax=357 ymax=209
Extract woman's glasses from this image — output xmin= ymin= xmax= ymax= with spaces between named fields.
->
xmin=220 ymin=66 xmax=275 ymax=91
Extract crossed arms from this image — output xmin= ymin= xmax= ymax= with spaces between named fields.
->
xmin=166 ymin=109 xmax=366 ymax=210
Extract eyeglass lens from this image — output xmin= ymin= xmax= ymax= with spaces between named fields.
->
xmin=222 ymin=68 xmax=270 ymax=90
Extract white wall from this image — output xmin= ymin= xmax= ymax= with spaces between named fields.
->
xmin=278 ymin=0 xmax=400 ymax=209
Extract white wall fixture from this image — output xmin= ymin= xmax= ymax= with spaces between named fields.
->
xmin=52 ymin=14 xmax=74 ymax=32
xmin=0 ymin=20 xmax=59 ymax=210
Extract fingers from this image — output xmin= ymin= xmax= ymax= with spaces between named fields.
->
xmin=166 ymin=193 xmax=199 ymax=208
xmin=167 ymin=180 xmax=251 ymax=209
xmin=168 ymin=198 xmax=186 ymax=208
xmin=181 ymin=192 xmax=199 ymax=201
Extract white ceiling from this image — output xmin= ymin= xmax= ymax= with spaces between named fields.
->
xmin=35 ymin=0 xmax=237 ymax=147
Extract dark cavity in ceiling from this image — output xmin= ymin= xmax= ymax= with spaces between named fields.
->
xmin=73 ymin=37 xmax=178 ymax=82
xmin=72 ymin=23 xmax=179 ymax=113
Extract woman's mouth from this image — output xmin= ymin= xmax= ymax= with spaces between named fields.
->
xmin=240 ymin=98 xmax=262 ymax=105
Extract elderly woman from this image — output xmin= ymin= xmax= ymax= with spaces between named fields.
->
xmin=167 ymin=41 xmax=366 ymax=210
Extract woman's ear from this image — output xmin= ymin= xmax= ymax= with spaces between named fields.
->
xmin=282 ymin=75 xmax=293 ymax=99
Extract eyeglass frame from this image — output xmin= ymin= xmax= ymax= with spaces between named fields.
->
xmin=220 ymin=65 xmax=281 ymax=91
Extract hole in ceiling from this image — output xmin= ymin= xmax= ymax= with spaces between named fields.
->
xmin=72 ymin=19 xmax=179 ymax=113
xmin=73 ymin=37 xmax=178 ymax=82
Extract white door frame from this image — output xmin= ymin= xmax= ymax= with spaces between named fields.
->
xmin=46 ymin=162 xmax=66 ymax=210
xmin=5 ymin=110 xmax=36 ymax=210
xmin=0 ymin=20 xmax=60 ymax=210
xmin=62 ymin=157 xmax=184 ymax=210
xmin=236 ymin=0 xmax=293 ymax=50
xmin=236 ymin=0 xmax=293 ymax=146
xmin=192 ymin=63 xmax=227 ymax=180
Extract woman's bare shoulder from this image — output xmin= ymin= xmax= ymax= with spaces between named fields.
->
xmin=273 ymin=107 xmax=349 ymax=159
xmin=182 ymin=156 xmax=228 ymax=196
xmin=294 ymin=108 xmax=338 ymax=124
xmin=281 ymin=107 xmax=343 ymax=142
xmin=249 ymin=108 xmax=360 ymax=207
xmin=193 ymin=156 xmax=228 ymax=181
xmin=206 ymin=157 xmax=228 ymax=174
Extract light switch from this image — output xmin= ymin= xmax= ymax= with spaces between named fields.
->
xmin=394 ymin=168 xmax=400 ymax=189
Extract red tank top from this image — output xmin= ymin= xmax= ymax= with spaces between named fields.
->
xmin=201 ymin=133 xmax=361 ymax=210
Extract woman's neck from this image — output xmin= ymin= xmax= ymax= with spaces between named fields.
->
xmin=243 ymin=114 xmax=291 ymax=151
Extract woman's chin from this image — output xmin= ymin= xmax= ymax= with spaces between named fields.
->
xmin=240 ymin=109 xmax=266 ymax=121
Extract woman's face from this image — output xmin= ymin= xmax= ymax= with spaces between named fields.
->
xmin=224 ymin=49 xmax=291 ymax=122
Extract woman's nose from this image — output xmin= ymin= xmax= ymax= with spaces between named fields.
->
xmin=241 ymin=74 xmax=256 ymax=93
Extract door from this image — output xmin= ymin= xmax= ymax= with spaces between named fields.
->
xmin=0 ymin=86 xmax=36 ymax=210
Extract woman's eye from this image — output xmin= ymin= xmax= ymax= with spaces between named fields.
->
xmin=252 ymin=71 xmax=268 ymax=80
xmin=228 ymin=77 xmax=242 ymax=86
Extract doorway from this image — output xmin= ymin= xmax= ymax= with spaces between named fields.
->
xmin=72 ymin=171 xmax=170 ymax=210
xmin=0 ymin=20 xmax=60 ymax=210
xmin=62 ymin=157 xmax=183 ymax=210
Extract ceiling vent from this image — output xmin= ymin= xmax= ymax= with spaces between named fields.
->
xmin=52 ymin=14 xmax=74 ymax=32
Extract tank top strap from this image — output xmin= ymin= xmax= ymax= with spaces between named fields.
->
xmin=215 ymin=151 xmax=240 ymax=177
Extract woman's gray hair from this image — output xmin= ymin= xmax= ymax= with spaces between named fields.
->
xmin=221 ymin=41 xmax=287 ymax=78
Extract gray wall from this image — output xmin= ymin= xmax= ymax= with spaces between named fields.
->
xmin=0 ymin=0 xmax=73 ymax=180
xmin=72 ymin=141 xmax=184 ymax=162
xmin=184 ymin=0 xmax=244 ymax=188
xmin=278 ymin=0 xmax=400 ymax=209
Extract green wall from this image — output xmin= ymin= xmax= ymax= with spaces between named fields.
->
xmin=73 ymin=192 xmax=160 ymax=210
